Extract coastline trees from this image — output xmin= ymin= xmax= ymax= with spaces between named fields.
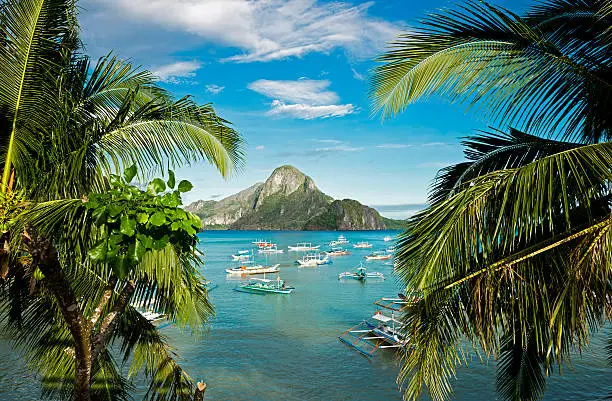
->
xmin=0 ymin=0 xmax=243 ymax=400
xmin=372 ymin=1 xmax=612 ymax=400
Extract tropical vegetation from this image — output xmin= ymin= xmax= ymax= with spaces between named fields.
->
xmin=0 ymin=0 xmax=243 ymax=400
xmin=372 ymin=1 xmax=612 ymax=400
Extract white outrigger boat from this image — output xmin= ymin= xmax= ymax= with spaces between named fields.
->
xmin=353 ymin=241 xmax=373 ymax=249
xmin=326 ymin=247 xmax=351 ymax=256
xmin=288 ymin=242 xmax=320 ymax=251
xmin=297 ymin=253 xmax=330 ymax=267
xmin=338 ymin=264 xmax=384 ymax=280
xmin=225 ymin=257 xmax=280 ymax=275
xmin=339 ymin=295 xmax=420 ymax=357
xmin=234 ymin=277 xmax=294 ymax=294
xmin=231 ymin=250 xmax=251 ymax=261
xmin=329 ymin=235 xmax=349 ymax=246
xmin=257 ymin=245 xmax=284 ymax=254
xmin=365 ymin=251 xmax=392 ymax=261
xmin=383 ymin=235 xmax=393 ymax=242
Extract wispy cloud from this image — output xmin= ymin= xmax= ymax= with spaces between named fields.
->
xmin=351 ymin=67 xmax=365 ymax=81
xmin=249 ymin=78 xmax=355 ymax=120
xmin=205 ymin=84 xmax=225 ymax=94
xmin=316 ymin=139 xmax=343 ymax=144
xmin=268 ymin=101 xmax=355 ymax=119
xmin=255 ymin=145 xmax=265 ymax=150
xmin=315 ymin=145 xmax=363 ymax=152
xmin=210 ymin=194 xmax=223 ymax=199
xmin=95 ymin=1 xmax=400 ymax=63
xmin=376 ymin=143 xmax=412 ymax=149
xmin=421 ymin=142 xmax=449 ymax=147
xmin=153 ymin=60 xmax=201 ymax=83
xmin=248 ymin=79 xmax=339 ymax=105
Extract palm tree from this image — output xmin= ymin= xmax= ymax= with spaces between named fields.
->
xmin=371 ymin=1 xmax=612 ymax=400
xmin=0 ymin=1 xmax=243 ymax=400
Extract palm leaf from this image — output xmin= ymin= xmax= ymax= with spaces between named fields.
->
xmin=0 ymin=0 xmax=78 ymax=191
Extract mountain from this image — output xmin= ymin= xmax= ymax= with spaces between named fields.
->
xmin=185 ymin=165 xmax=405 ymax=231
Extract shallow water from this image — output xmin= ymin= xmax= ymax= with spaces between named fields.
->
xmin=1 ymin=230 xmax=611 ymax=400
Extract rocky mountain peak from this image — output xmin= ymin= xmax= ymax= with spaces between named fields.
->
xmin=255 ymin=165 xmax=317 ymax=208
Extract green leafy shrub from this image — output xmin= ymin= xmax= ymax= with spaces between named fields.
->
xmin=85 ymin=166 xmax=201 ymax=278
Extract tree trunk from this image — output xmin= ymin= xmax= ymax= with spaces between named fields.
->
xmin=74 ymin=342 xmax=92 ymax=401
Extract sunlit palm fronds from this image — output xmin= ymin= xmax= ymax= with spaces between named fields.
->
xmin=371 ymin=0 xmax=612 ymax=142
xmin=0 ymin=0 xmax=79 ymax=191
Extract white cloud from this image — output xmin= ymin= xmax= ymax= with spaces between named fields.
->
xmin=248 ymin=79 xmax=338 ymax=105
xmin=316 ymin=139 xmax=343 ymax=144
xmin=255 ymin=145 xmax=265 ymax=150
xmin=421 ymin=142 xmax=449 ymax=147
xmin=205 ymin=84 xmax=225 ymax=94
xmin=316 ymin=145 xmax=363 ymax=152
xmin=376 ymin=143 xmax=412 ymax=149
xmin=96 ymin=0 xmax=401 ymax=63
xmin=351 ymin=67 xmax=365 ymax=81
xmin=153 ymin=60 xmax=201 ymax=83
xmin=248 ymin=78 xmax=355 ymax=120
xmin=267 ymin=100 xmax=355 ymax=120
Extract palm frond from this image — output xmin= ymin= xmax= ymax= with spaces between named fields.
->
xmin=430 ymin=128 xmax=579 ymax=204
xmin=496 ymin=332 xmax=547 ymax=401
xmin=0 ymin=0 xmax=79 ymax=190
xmin=371 ymin=0 xmax=612 ymax=142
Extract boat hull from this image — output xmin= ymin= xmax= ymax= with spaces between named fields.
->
xmin=225 ymin=265 xmax=280 ymax=275
xmin=234 ymin=286 xmax=293 ymax=294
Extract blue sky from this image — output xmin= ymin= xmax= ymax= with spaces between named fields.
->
xmin=79 ymin=0 xmax=532 ymax=218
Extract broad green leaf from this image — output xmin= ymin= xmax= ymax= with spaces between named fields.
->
xmin=182 ymin=221 xmax=197 ymax=236
xmin=152 ymin=235 xmax=169 ymax=250
xmin=137 ymin=234 xmax=154 ymax=249
xmin=136 ymin=213 xmax=149 ymax=224
xmin=167 ymin=170 xmax=176 ymax=189
xmin=120 ymin=215 xmax=136 ymax=237
xmin=171 ymin=221 xmax=181 ymax=231
xmin=177 ymin=180 xmax=193 ymax=193
xmin=88 ymin=241 xmax=108 ymax=262
xmin=124 ymin=164 xmax=138 ymax=183
xmin=107 ymin=204 xmax=124 ymax=218
xmin=149 ymin=212 xmax=166 ymax=226
xmin=147 ymin=178 xmax=166 ymax=195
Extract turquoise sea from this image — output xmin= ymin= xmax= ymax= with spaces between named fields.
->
xmin=1 ymin=230 xmax=611 ymax=400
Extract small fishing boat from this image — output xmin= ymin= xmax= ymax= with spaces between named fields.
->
xmin=339 ymin=296 xmax=413 ymax=357
xmin=329 ymin=235 xmax=349 ymax=246
xmin=353 ymin=241 xmax=373 ymax=249
xmin=338 ymin=264 xmax=384 ymax=280
xmin=257 ymin=245 xmax=284 ymax=254
xmin=232 ymin=250 xmax=251 ymax=261
xmin=288 ymin=242 xmax=320 ymax=251
xmin=365 ymin=251 xmax=392 ymax=261
xmin=385 ymin=245 xmax=396 ymax=254
xmin=234 ymin=277 xmax=294 ymax=294
xmin=225 ymin=258 xmax=280 ymax=275
xmin=297 ymin=253 xmax=330 ymax=267
xmin=383 ymin=235 xmax=393 ymax=242
xmin=326 ymin=247 xmax=351 ymax=256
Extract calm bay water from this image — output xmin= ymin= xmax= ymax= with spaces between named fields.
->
xmin=1 ymin=230 xmax=611 ymax=400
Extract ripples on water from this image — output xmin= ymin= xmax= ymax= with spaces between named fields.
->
xmin=1 ymin=230 xmax=611 ymax=400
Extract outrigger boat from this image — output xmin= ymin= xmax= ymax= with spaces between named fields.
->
xmin=329 ymin=235 xmax=349 ymax=247
xmin=338 ymin=264 xmax=384 ymax=280
xmin=225 ymin=257 xmax=280 ymax=275
xmin=232 ymin=250 xmax=251 ymax=261
xmin=383 ymin=235 xmax=393 ymax=242
xmin=338 ymin=295 xmax=421 ymax=357
xmin=365 ymin=251 xmax=392 ymax=261
xmin=326 ymin=247 xmax=351 ymax=256
xmin=386 ymin=245 xmax=396 ymax=254
xmin=257 ymin=245 xmax=284 ymax=254
xmin=353 ymin=241 xmax=373 ymax=249
xmin=234 ymin=277 xmax=294 ymax=294
xmin=252 ymin=239 xmax=274 ymax=248
xmin=297 ymin=253 xmax=330 ymax=267
xmin=288 ymin=242 xmax=320 ymax=251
